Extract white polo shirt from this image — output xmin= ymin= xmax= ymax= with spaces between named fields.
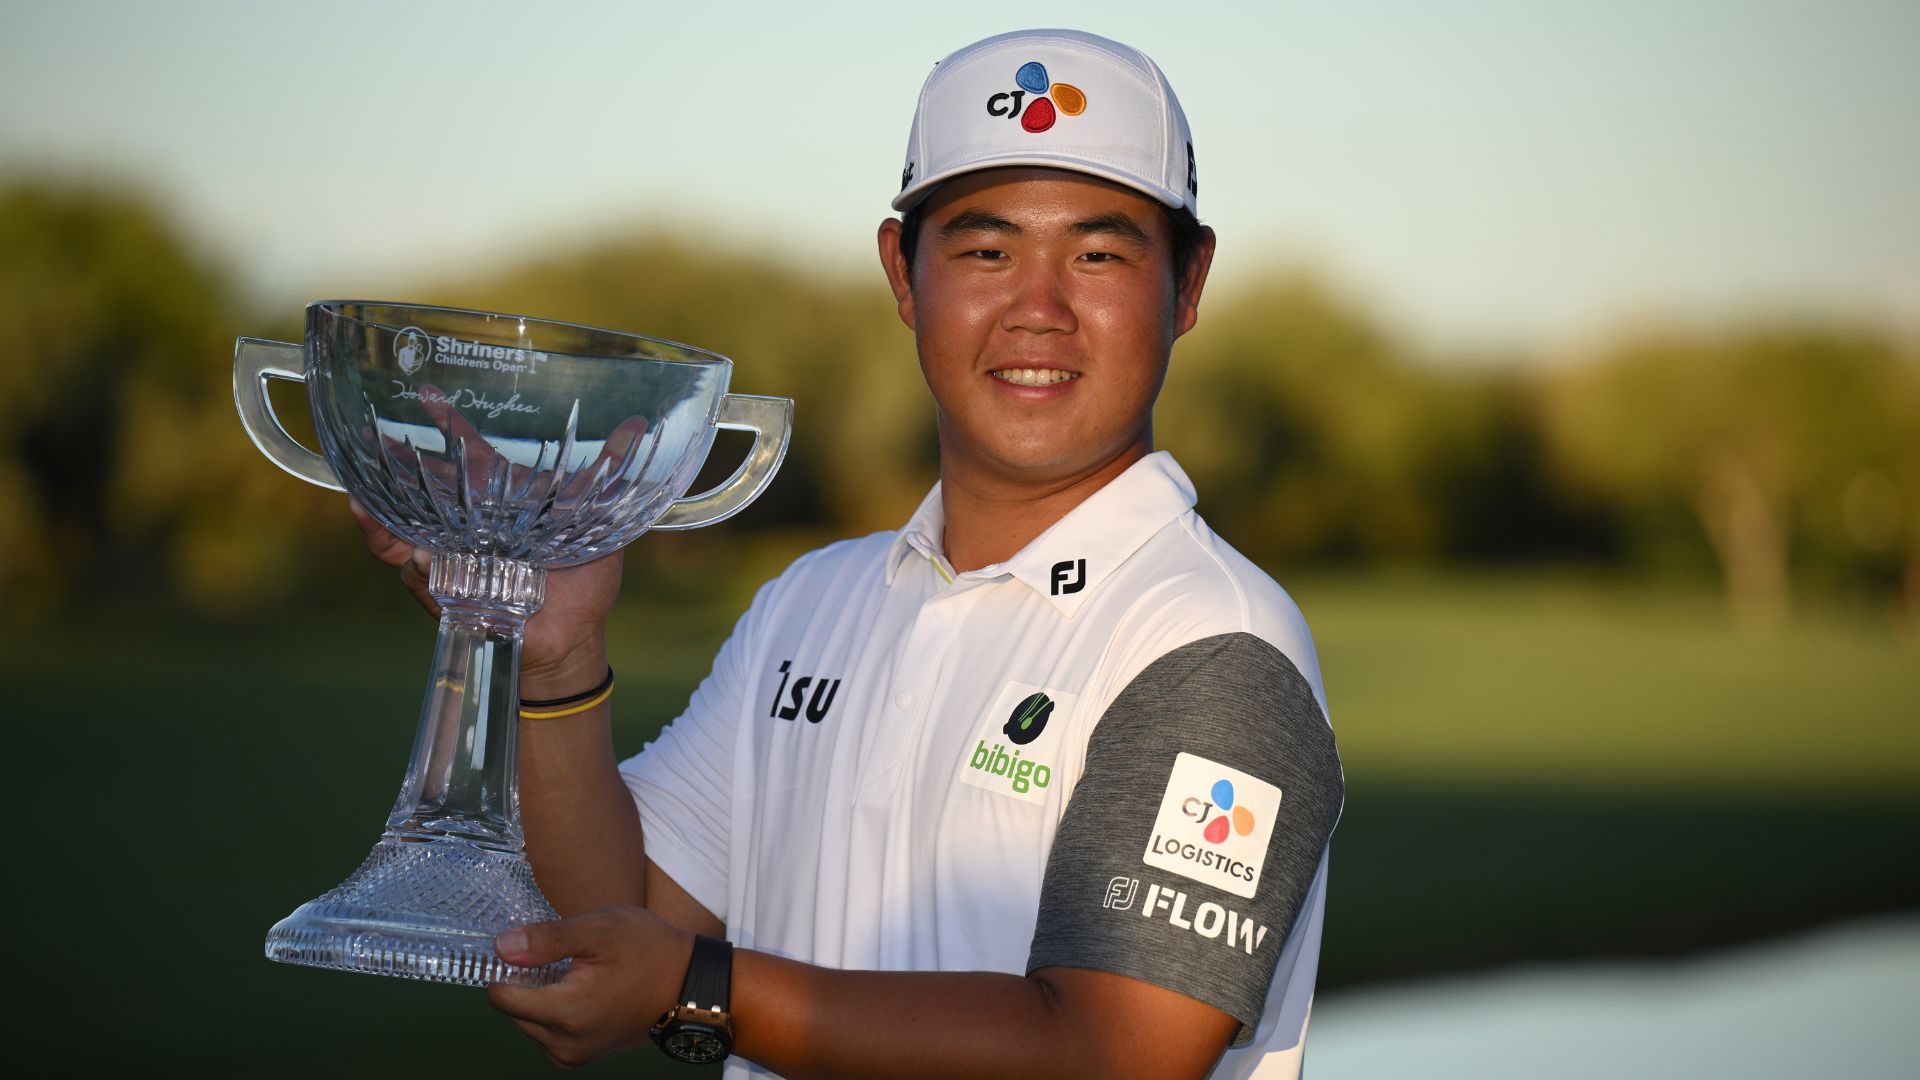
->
xmin=621 ymin=451 xmax=1344 ymax=1079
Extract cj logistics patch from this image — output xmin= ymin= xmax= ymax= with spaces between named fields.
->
xmin=1141 ymin=752 xmax=1283 ymax=899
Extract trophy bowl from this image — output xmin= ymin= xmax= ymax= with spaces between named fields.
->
xmin=234 ymin=300 xmax=790 ymax=987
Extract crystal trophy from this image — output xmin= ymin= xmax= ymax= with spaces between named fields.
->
xmin=234 ymin=301 xmax=790 ymax=987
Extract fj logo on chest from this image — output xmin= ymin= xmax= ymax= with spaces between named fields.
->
xmin=769 ymin=660 xmax=841 ymax=724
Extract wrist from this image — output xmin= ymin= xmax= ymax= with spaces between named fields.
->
xmin=520 ymin=637 xmax=608 ymax=700
xmin=652 ymin=930 xmax=732 ymax=1064
xmin=660 ymin=925 xmax=698 ymax=1011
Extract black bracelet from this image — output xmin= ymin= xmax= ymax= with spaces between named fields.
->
xmin=521 ymin=665 xmax=615 ymax=708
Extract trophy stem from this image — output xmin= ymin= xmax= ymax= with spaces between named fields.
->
xmin=264 ymin=553 xmax=567 ymax=987
xmin=383 ymin=602 xmax=530 ymax=848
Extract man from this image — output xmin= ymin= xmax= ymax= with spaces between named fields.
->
xmin=355 ymin=28 xmax=1341 ymax=1079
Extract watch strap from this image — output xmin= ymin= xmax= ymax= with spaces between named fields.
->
xmin=677 ymin=934 xmax=732 ymax=1014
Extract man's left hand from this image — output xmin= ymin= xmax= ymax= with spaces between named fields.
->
xmin=488 ymin=907 xmax=695 ymax=1070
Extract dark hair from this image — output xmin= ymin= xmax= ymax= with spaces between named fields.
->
xmin=898 ymin=197 xmax=1205 ymax=290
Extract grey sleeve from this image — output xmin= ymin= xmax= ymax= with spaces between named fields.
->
xmin=1025 ymin=632 xmax=1343 ymax=1045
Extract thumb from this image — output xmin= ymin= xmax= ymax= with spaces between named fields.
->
xmin=495 ymin=917 xmax=599 ymax=967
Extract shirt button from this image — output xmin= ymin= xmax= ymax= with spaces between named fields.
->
xmin=932 ymin=605 xmax=951 ymax=621
xmin=893 ymin=692 xmax=913 ymax=709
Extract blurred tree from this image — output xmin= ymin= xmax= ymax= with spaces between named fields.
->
xmin=1540 ymin=324 xmax=1918 ymax=630
xmin=1424 ymin=371 xmax=1617 ymax=563
xmin=1159 ymin=272 xmax=1412 ymax=559
xmin=0 ymin=180 xmax=344 ymax=615
xmin=1157 ymin=272 xmax=1574 ymax=566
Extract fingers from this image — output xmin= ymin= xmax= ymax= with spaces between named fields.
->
xmin=418 ymin=382 xmax=501 ymax=493
xmin=347 ymin=496 xmax=414 ymax=570
xmin=489 ymin=978 xmax=579 ymax=1030
xmin=485 ymin=916 xmax=606 ymax=1025
xmin=485 ymin=909 xmax=680 ymax=1070
xmin=495 ymin=1008 xmax=585 ymax=1072
xmin=397 ymin=547 xmax=440 ymax=617
xmin=349 ymin=496 xmax=440 ymax=616
xmin=600 ymin=416 xmax=650 ymax=462
xmin=498 ymin=1007 xmax=563 ymax=1042
xmin=497 ymin=917 xmax=600 ymax=969
xmin=562 ymin=415 xmax=650 ymax=500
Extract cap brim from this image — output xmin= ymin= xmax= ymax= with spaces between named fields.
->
xmin=891 ymin=150 xmax=1188 ymax=214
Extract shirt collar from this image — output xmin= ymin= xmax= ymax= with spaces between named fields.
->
xmin=883 ymin=451 xmax=1198 ymax=615
xmin=885 ymin=482 xmax=954 ymax=586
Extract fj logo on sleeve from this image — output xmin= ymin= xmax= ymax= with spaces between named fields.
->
xmin=959 ymin=681 xmax=1075 ymax=805
xmin=1102 ymin=875 xmax=1273 ymax=957
xmin=1142 ymin=752 xmax=1283 ymax=899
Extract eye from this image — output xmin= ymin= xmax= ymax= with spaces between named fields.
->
xmin=964 ymin=248 xmax=1007 ymax=261
xmin=1079 ymin=251 xmax=1122 ymax=264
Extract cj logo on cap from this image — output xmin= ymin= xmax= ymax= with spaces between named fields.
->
xmin=985 ymin=61 xmax=1086 ymax=133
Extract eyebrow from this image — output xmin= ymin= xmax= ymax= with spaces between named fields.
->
xmin=936 ymin=208 xmax=1154 ymax=248
xmin=1068 ymin=211 xmax=1152 ymax=248
xmin=938 ymin=209 xmax=1021 ymax=239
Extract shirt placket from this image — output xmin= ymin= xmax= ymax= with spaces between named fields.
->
xmin=858 ymin=565 xmax=975 ymax=801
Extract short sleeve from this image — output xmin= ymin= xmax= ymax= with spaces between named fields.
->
xmin=1026 ymin=632 xmax=1343 ymax=1045
xmin=617 ymin=603 xmax=756 ymax=922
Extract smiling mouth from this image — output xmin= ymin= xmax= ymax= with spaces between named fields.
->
xmin=990 ymin=368 xmax=1080 ymax=387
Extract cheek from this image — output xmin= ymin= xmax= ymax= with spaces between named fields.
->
xmin=1077 ymin=278 xmax=1176 ymax=356
xmin=914 ymin=279 xmax=1003 ymax=363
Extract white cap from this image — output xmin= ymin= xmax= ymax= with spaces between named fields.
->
xmin=893 ymin=29 xmax=1198 ymax=216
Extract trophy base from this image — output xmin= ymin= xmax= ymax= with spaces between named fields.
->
xmin=266 ymin=835 xmax=568 ymax=988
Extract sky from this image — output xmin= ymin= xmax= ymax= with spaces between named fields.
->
xmin=2 ymin=0 xmax=1916 ymax=360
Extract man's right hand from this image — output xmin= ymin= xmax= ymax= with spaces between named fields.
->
xmin=347 ymin=496 xmax=624 ymax=699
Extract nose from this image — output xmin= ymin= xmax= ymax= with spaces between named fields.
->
xmin=999 ymin=260 xmax=1078 ymax=335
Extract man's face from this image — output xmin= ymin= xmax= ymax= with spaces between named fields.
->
xmin=878 ymin=167 xmax=1214 ymax=489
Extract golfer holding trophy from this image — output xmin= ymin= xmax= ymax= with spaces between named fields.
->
xmin=237 ymin=28 xmax=1342 ymax=1080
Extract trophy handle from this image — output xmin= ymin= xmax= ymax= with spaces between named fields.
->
xmin=652 ymin=394 xmax=793 ymax=531
xmin=233 ymin=336 xmax=347 ymax=493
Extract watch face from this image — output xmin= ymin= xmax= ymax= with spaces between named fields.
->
xmin=662 ymin=1023 xmax=729 ymax=1064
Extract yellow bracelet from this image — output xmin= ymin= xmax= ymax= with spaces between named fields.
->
xmin=519 ymin=678 xmax=616 ymax=720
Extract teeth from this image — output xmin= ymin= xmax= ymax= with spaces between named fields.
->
xmin=991 ymin=368 xmax=1079 ymax=387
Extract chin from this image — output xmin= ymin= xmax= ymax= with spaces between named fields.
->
xmin=985 ymin=440 xmax=1115 ymax=481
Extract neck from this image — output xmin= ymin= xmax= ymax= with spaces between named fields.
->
xmin=938 ymin=441 xmax=1151 ymax=573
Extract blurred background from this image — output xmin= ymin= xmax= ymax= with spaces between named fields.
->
xmin=3 ymin=1 xmax=1915 ymax=1076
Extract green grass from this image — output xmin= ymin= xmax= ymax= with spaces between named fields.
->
xmin=1290 ymin=570 xmax=1920 ymax=793
xmin=7 ymin=571 xmax=1914 ymax=1072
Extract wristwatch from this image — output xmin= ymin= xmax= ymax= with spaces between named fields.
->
xmin=651 ymin=933 xmax=734 ymax=1064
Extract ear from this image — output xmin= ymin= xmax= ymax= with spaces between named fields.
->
xmin=1172 ymin=225 xmax=1217 ymax=339
xmin=876 ymin=217 xmax=917 ymax=330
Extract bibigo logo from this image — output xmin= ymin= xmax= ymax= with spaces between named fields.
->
xmin=985 ymin=61 xmax=1086 ymax=133
xmin=959 ymin=682 xmax=1074 ymax=805
xmin=1142 ymin=753 xmax=1282 ymax=900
